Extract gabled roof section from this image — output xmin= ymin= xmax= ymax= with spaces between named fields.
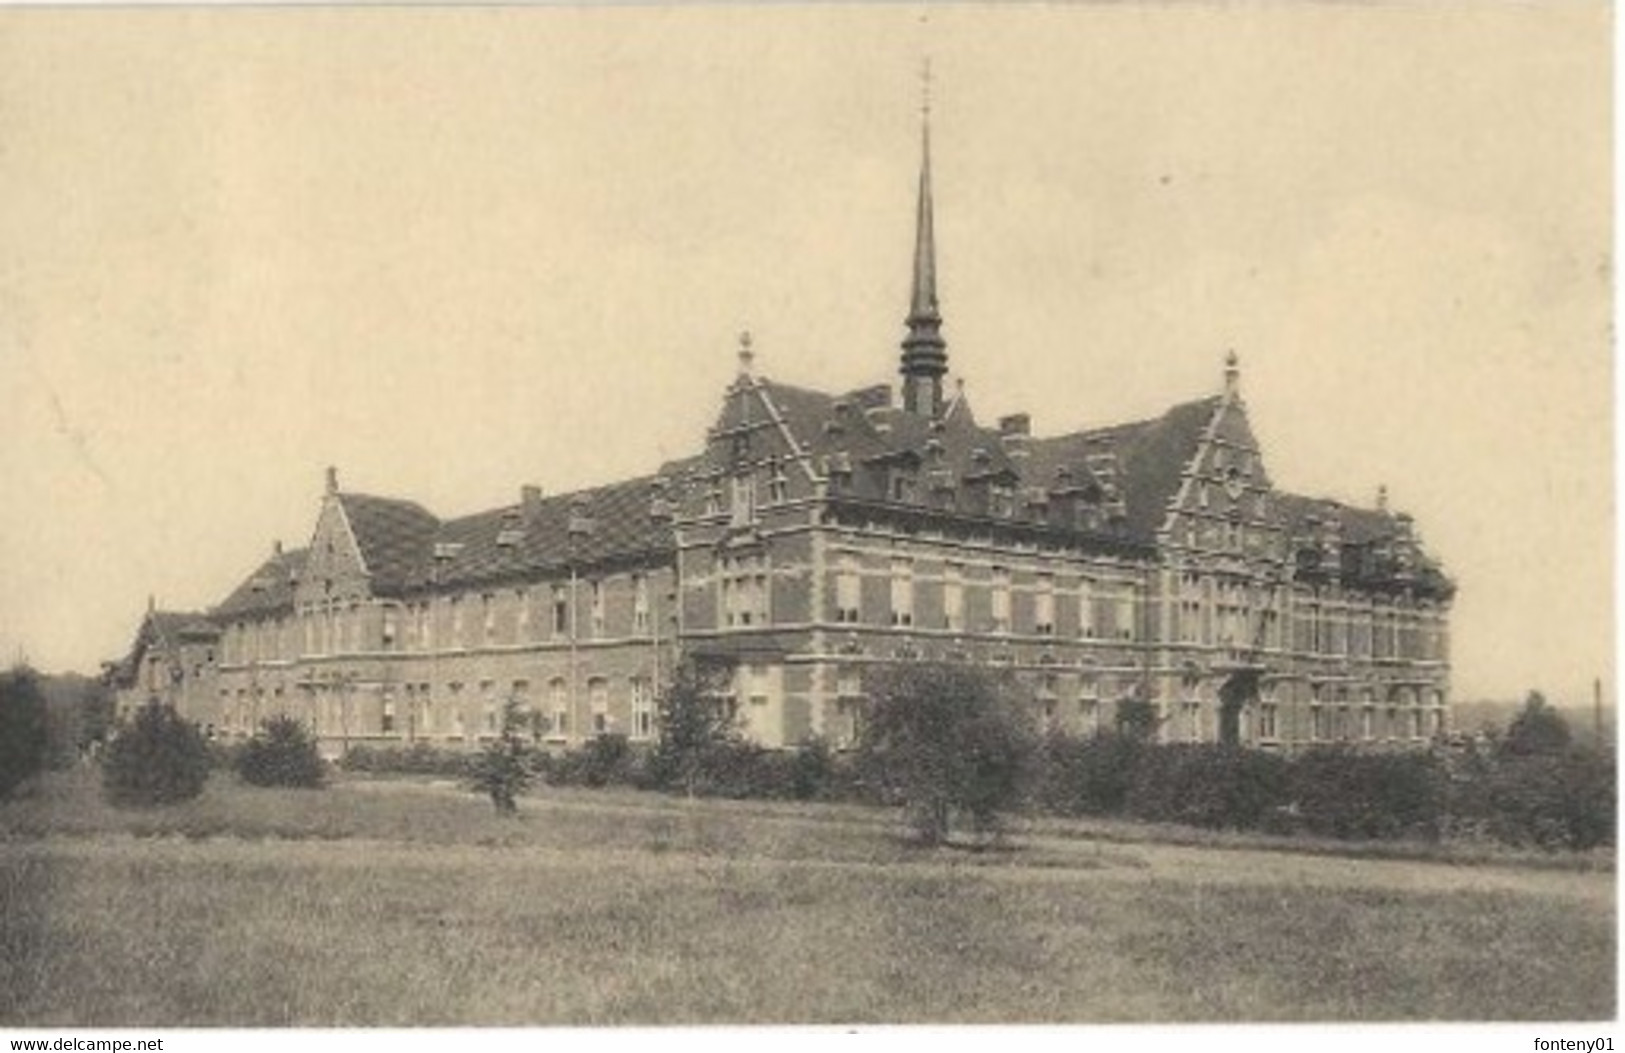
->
xmin=214 ymin=547 xmax=309 ymax=620
xmin=112 ymin=608 xmax=218 ymax=687
xmin=335 ymin=493 xmax=441 ymax=595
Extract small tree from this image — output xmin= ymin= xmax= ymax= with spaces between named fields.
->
xmin=0 ymin=666 xmax=49 ymax=799
xmin=651 ymin=661 xmax=739 ymax=796
xmin=469 ymin=696 xmax=531 ymax=814
xmin=237 ymin=714 xmax=326 ymax=788
xmin=858 ymin=662 xmax=1040 ymax=846
xmin=102 ymin=700 xmax=211 ymax=807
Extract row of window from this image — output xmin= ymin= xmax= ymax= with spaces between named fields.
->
xmin=221 ymin=575 xmax=659 ymax=662
xmin=829 ymin=558 xmax=1137 ymax=638
xmin=217 ymin=675 xmax=658 ymax=741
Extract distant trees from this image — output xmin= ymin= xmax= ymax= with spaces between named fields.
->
xmin=1500 ymin=691 xmax=1573 ymax=757
xmin=858 ymin=662 xmax=1040 ymax=846
xmin=0 ymin=666 xmax=50 ymax=799
xmin=102 ymin=701 xmax=212 ymax=806
xmin=236 ymin=715 xmax=326 ymax=789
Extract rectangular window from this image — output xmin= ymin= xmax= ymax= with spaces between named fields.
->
xmin=481 ymin=680 xmax=497 ymax=735
xmin=731 ymin=473 xmax=757 ymax=527
xmin=990 ymin=566 xmax=1011 ymax=634
xmin=450 ymin=596 xmax=464 ymax=648
xmin=449 ymin=682 xmax=465 ymax=738
xmin=381 ymin=694 xmax=396 ymax=734
xmin=835 ymin=667 xmax=864 ymax=748
xmin=943 ymin=562 xmax=964 ymax=631
xmin=553 ymin=586 xmax=569 ymax=638
xmin=589 ymin=678 xmax=609 ymax=735
xmin=889 ymin=558 xmax=914 ymax=627
xmin=589 ymin=581 xmax=605 ymax=639
xmin=1034 ymin=574 xmax=1055 ymax=636
xmin=630 ymin=677 xmax=654 ymax=740
xmin=516 ymin=588 xmax=531 ymax=638
xmin=1078 ymin=577 xmax=1094 ymax=638
xmin=768 ymin=458 xmax=789 ymax=505
xmin=835 ymin=555 xmax=861 ymax=624
xmin=382 ymin=606 xmax=397 ymax=651
xmin=548 ymin=679 xmax=568 ymax=739
xmin=632 ymin=574 xmax=650 ymax=634
xmin=482 ymin=593 xmax=496 ymax=645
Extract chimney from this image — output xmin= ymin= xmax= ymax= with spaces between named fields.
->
xmin=325 ymin=466 xmax=339 ymax=495
xmin=649 ymin=480 xmax=672 ymax=522
xmin=1376 ymin=484 xmax=1389 ymax=513
xmin=272 ymin=539 xmax=283 ymax=557
xmin=521 ymin=484 xmax=543 ymax=522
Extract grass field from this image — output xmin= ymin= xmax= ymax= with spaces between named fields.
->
xmin=0 ymin=770 xmax=1614 ymax=1025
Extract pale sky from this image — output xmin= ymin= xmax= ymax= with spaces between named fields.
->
xmin=0 ymin=4 xmax=1610 ymax=707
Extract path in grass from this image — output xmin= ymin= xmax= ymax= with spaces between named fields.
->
xmin=0 ymin=774 xmax=1614 ymax=1025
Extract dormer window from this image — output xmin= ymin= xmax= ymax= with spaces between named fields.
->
xmin=891 ymin=469 xmax=917 ymax=504
xmin=990 ymin=484 xmax=1014 ymax=518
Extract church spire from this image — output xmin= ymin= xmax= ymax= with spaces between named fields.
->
xmin=900 ymin=61 xmax=947 ymax=418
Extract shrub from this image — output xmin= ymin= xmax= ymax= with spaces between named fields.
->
xmin=1037 ymin=729 xmax=1145 ymax=817
xmin=468 ymin=697 xmax=532 ymax=814
xmin=1290 ymin=748 xmax=1446 ymax=841
xmin=0 ymin=667 xmax=50 ymax=799
xmin=541 ymin=734 xmax=644 ymax=789
xmin=1124 ymin=744 xmax=1290 ymax=831
xmin=859 ymin=662 xmax=1040 ymax=845
xmin=1482 ymin=745 xmax=1615 ymax=850
xmin=236 ymin=715 xmax=326 ymax=789
xmin=102 ymin=701 xmax=212 ymax=807
xmin=340 ymin=742 xmax=474 ymax=778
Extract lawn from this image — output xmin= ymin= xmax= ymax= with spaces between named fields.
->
xmin=0 ymin=769 xmax=1613 ymax=1025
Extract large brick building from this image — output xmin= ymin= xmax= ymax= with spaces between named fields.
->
xmin=111 ymin=120 xmax=1455 ymax=754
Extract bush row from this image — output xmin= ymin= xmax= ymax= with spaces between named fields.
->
xmin=1036 ymin=732 xmax=1614 ymax=849
xmin=326 ymin=732 xmax=1614 ymax=851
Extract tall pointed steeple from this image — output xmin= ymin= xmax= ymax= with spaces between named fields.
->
xmin=900 ymin=62 xmax=947 ymax=418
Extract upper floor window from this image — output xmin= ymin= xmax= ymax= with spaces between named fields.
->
xmin=730 ymin=473 xmax=757 ymax=527
xmin=768 ymin=458 xmax=789 ymax=504
xmin=552 ymin=586 xmax=569 ymax=638
xmin=589 ymin=581 xmax=606 ymax=639
xmin=1035 ymin=574 xmax=1055 ymax=636
xmin=482 ymin=592 xmax=497 ymax=645
xmin=835 ymin=555 xmax=861 ymax=624
xmin=943 ymin=562 xmax=964 ymax=631
xmin=889 ymin=558 xmax=914 ymax=627
xmin=382 ymin=606 xmax=397 ymax=651
xmin=632 ymin=574 xmax=650 ymax=635
xmin=722 ymin=555 xmax=769 ymax=628
xmin=990 ymin=566 xmax=1012 ymax=634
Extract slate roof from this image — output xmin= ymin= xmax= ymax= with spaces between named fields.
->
xmin=1026 ymin=396 xmax=1220 ymax=543
xmin=400 ymin=475 xmax=674 ymax=592
xmin=214 ymin=547 xmax=308 ymax=620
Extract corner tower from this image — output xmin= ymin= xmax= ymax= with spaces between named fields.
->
xmin=900 ymin=85 xmax=947 ymax=417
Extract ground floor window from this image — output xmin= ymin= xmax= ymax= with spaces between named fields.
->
xmin=631 ymin=677 xmax=654 ymax=740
